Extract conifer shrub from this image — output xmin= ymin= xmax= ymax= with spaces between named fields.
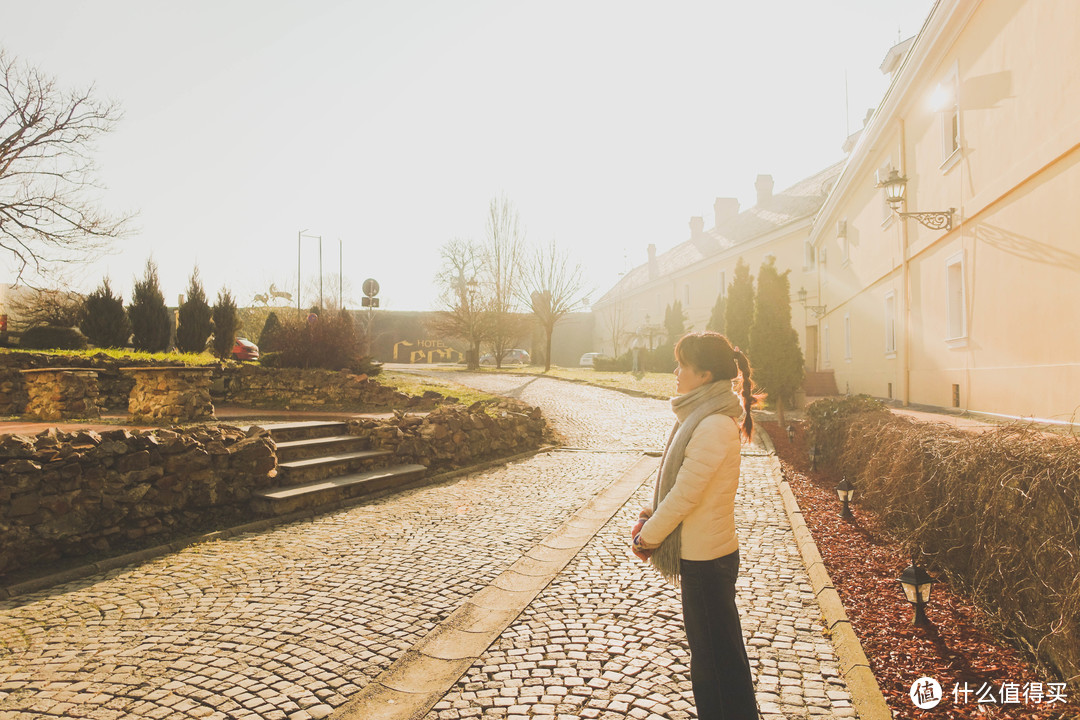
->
xmin=20 ymin=325 xmax=89 ymax=350
xmin=258 ymin=311 xmax=282 ymax=353
xmin=176 ymin=268 xmax=213 ymax=353
xmin=80 ymin=278 xmax=131 ymax=348
xmin=128 ymin=260 xmax=171 ymax=352
xmin=211 ymin=289 xmax=240 ymax=358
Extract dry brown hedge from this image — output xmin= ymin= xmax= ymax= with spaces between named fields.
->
xmin=806 ymin=396 xmax=1080 ymax=692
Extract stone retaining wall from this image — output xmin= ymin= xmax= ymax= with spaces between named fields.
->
xmin=0 ymin=352 xmax=150 ymax=414
xmin=0 ymin=425 xmax=276 ymax=577
xmin=224 ymin=364 xmax=439 ymax=410
xmin=0 ymin=353 xmax=441 ymax=416
xmin=0 ymin=400 xmax=551 ymax=579
xmin=348 ymin=399 xmax=549 ymax=470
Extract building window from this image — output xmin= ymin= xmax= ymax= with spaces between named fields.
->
xmin=803 ymin=240 xmax=816 ymax=271
xmin=684 ymin=284 xmax=690 ymax=307
xmin=937 ymin=62 xmax=961 ymax=170
xmin=844 ymin=313 xmax=852 ymax=361
xmin=823 ymin=324 xmax=831 ymax=368
xmin=946 ymin=251 xmax=967 ymax=342
xmin=839 ymin=220 xmax=850 ymax=264
xmin=884 ymin=292 xmax=897 ymax=354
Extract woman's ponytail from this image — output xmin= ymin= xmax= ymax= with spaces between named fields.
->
xmin=733 ymin=349 xmax=756 ymax=441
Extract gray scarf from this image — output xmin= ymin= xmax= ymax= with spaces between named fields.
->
xmin=650 ymin=380 xmax=743 ymax=585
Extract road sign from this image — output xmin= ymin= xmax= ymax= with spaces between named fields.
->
xmin=362 ymin=278 xmax=380 ymax=297
xmin=362 ymin=296 xmax=380 ymax=308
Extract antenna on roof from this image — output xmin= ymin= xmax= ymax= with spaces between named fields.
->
xmin=844 ymin=70 xmax=850 ymax=139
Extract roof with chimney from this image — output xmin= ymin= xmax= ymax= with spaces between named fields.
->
xmin=595 ymin=159 xmax=846 ymax=305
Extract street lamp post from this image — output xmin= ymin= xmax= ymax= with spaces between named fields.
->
xmin=297 ymin=229 xmax=323 ymax=313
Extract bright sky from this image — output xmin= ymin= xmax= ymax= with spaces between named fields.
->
xmin=1 ymin=0 xmax=935 ymax=312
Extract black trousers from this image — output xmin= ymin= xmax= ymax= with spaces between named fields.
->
xmin=680 ymin=551 xmax=760 ymax=720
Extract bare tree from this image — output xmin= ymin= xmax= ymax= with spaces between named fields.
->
xmin=0 ymin=50 xmax=130 ymax=283
xmin=431 ymin=237 xmax=489 ymax=369
xmin=482 ymin=196 xmax=528 ymax=368
xmin=8 ymin=284 xmax=84 ymax=328
xmin=602 ymin=304 xmax=630 ymax=359
xmin=520 ymin=238 xmax=589 ymax=371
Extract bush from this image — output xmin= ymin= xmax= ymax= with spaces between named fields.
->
xmin=80 ymin=278 xmax=130 ymax=348
xmin=806 ymin=404 xmax=1080 ymax=692
xmin=176 ymin=268 xmax=213 ymax=353
xmin=128 ymin=259 xmax=171 ymax=352
xmin=258 ymin=311 xmax=379 ymax=373
xmin=592 ymin=345 xmax=675 ymax=373
xmin=20 ymin=325 xmax=89 ymax=350
xmin=804 ymin=395 xmax=889 ymax=466
xmin=211 ymin=289 xmax=240 ymax=358
xmin=258 ymin=311 xmax=282 ymax=353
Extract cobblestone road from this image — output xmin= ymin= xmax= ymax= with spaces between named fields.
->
xmin=0 ymin=374 xmax=853 ymax=720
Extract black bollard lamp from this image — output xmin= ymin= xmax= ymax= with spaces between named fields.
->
xmin=835 ymin=476 xmax=855 ymax=518
xmin=809 ymin=444 xmax=818 ymax=471
xmin=786 ymin=424 xmax=795 ymax=442
xmin=898 ymin=552 xmax=936 ymax=626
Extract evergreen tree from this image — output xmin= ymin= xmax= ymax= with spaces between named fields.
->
xmin=725 ymin=257 xmax=754 ymax=351
xmin=80 ymin=277 xmax=130 ymax=348
xmin=212 ymin=288 xmax=240 ymax=358
xmin=128 ymin=259 xmax=171 ymax=352
xmin=664 ymin=300 xmax=688 ymax=343
xmin=176 ymin=267 xmax=213 ymax=353
xmin=707 ymin=291 xmax=727 ymax=334
xmin=748 ymin=256 xmax=804 ymax=424
xmin=258 ymin=311 xmax=282 ymax=352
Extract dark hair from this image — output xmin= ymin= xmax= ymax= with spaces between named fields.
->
xmin=674 ymin=331 xmax=761 ymax=441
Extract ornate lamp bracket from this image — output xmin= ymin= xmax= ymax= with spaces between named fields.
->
xmin=899 ymin=208 xmax=955 ymax=232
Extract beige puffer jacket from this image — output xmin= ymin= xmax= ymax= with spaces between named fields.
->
xmin=638 ymin=413 xmax=742 ymax=561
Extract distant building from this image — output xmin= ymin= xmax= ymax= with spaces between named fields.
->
xmin=591 ymin=163 xmax=844 ymax=367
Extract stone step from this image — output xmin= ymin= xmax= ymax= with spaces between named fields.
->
xmin=264 ymin=421 xmax=350 ymax=443
xmin=274 ymin=435 xmax=369 ymax=463
xmin=276 ymin=449 xmax=394 ymax=485
xmin=251 ymin=463 xmax=428 ymax=516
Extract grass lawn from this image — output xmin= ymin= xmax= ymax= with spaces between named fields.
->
xmin=417 ymin=364 xmax=676 ymax=400
xmin=3 ymin=347 xmax=219 ymax=365
xmin=375 ymin=369 xmax=504 ymax=407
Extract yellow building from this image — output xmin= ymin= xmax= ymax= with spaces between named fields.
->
xmin=592 ymin=162 xmax=843 ymax=364
xmin=808 ymin=0 xmax=1080 ymax=424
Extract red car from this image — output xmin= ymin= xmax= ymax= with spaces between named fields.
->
xmin=231 ymin=337 xmax=259 ymax=361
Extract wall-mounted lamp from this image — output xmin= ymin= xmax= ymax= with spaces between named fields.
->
xmin=797 ymin=287 xmax=827 ymax=318
xmin=876 ymin=169 xmax=955 ymax=231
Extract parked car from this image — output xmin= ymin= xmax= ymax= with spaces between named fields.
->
xmin=479 ymin=348 xmax=530 ymax=365
xmin=579 ymin=352 xmax=609 ymax=367
xmin=231 ymin=337 xmax=259 ymax=361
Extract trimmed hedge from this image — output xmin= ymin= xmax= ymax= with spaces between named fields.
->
xmin=19 ymin=325 xmax=89 ymax=350
xmin=805 ymin=396 xmax=1080 ymax=691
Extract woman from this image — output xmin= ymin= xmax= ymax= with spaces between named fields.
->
xmin=631 ymin=331 xmax=761 ymax=720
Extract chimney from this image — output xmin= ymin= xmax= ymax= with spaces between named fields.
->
xmin=689 ymin=216 xmax=705 ymax=240
xmin=647 ymin=244 xmax=658 ymax=281
xmin=755 ymin=174 xmax=774 ymax=206
xmin=713 ymin=197 xmax=739 ymax=227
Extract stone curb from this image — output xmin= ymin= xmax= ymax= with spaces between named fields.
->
xmin=0 ymin=444 xmax=558 ymax=602
xmin=756 ymin=425 xmax=894 ymax=720
xmin=329 ymin=454 xmax=662 ymax=720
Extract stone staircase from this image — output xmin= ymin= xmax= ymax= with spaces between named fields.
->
xmin=803 ymin=370 xmax=839 ymax=397
xmin=252 ymin=421 xmax=427 ymax=515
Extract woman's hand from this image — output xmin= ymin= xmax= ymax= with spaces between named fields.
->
xmin=638 ymin=505 xmax=653 ymax=521
xmin=630 ymin=517 xmax=656 ymax=561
